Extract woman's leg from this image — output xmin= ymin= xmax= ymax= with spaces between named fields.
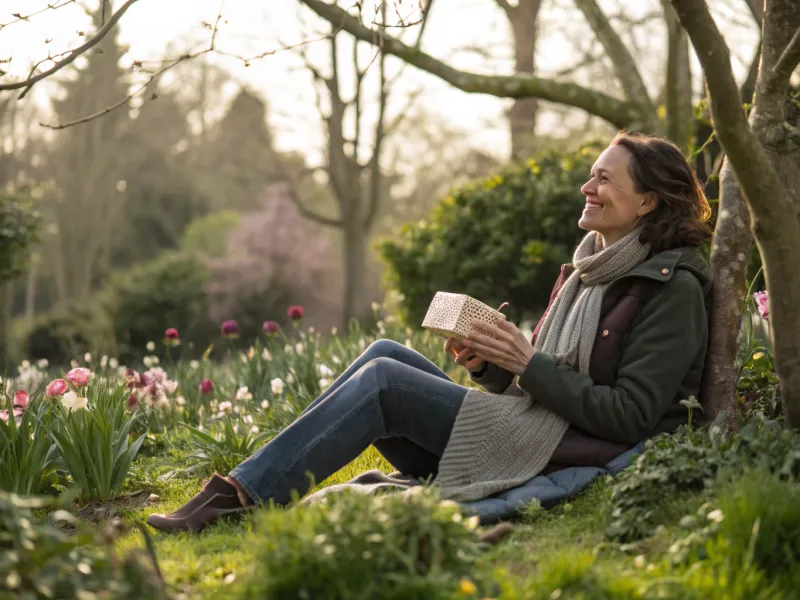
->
xmin=298 ymin=339 xmax=452 ymax=477
xmin=229 ymin=356 xmax=468 ymax=506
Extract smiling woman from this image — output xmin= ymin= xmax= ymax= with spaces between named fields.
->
xmin=147 ymin=132 xmax=713 ymax=534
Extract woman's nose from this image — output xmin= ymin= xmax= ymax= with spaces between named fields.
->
xmin=581 ymin=178 xmax=596 ymax=196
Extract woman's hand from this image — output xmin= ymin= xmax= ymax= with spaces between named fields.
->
xmin=462 ymin=320 xmax=535 ymax=376
xmin=444 ymin=337 xmax=486 ymax=372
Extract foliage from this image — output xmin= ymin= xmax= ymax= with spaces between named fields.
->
xmin=180 ymin=210 xmax=242 ymax=259
xmin=21 ymin=301 xmax=102 ymax=365
xmin=48 ymin=382 xmax=146 ymax=502
xmin=183 ymin=416 xmax=271 ymax=476
xmin=378 ymin=143 xmax=603 ymax=325
xmin=0 ymin=491 xmax=170 ymax=599
xmin=0 ymin=186 xmax=41 ymax=286
xmin=608 ymin=416 xmax=800 ymax=542
xmin=235 ymin=488 xmax=492 ymax=600
xmin=102 ymin=251 xmax=214 ymax=360
xmin=205 ymin=186 xmax=339 ymax=339
xmin=0 ymin=397 xmax=58 ymax=496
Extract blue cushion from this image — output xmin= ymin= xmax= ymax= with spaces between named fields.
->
xmin=465 ymin=443 xmax=644 ymax=524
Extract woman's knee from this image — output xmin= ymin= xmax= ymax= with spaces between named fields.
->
xmin=364 ymin=338 xmax=404 ymax=359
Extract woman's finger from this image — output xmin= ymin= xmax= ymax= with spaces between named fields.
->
xmin=455 ymin=346 xmax=475 ymax=366
xmin=465 ymin=330 xmax=510 ymax=355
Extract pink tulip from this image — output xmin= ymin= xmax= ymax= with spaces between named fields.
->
xmin=753 ymin=291 xmax=769 ymax=320
xmin=13 ymin=390 xmax=29 ymax=409
xmin=45 ymin=379 xmax=68 ymax=398
xmin=199 ymin=379 xmax=215 ymax=395
xmin=287 ymin=305 xmax=304 ymax=321
xmin=66 ymin=367 xmax=92 ymax=388
xmin=263 ymin=320 xmax=279 ymax=335
xmin=164 ymin=327 xmax=180 ymax=347
xmin=127 ymin=393 xmax=139 ymax=410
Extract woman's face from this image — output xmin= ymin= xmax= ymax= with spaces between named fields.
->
xmin=578 ymin=145 xmax=656 ymax=247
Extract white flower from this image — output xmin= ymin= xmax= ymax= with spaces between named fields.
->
xmin=235 ymin=386 xmax=253 ymax=401
xmin=314 ymin=534 xmax=327 ymax=545
xmin=366 ymin=533 xmax=383 ymax=543
xmin=60 ymin=391 xmax=88 ymax=412
xmin=100 ymin=355 xmax=108 ymax=369
xmin=282 ymin=403 xmax=293 ymax=413
xmin=271 ymin=378 xmax=285 ymax=395
xmin=332 ymin=355 xmax=341 ymax=365
xmin=190 ymin=360 xmax=200 ymax=370
xmin=108 ymin=358 xmax=118 ymax=370
xmin=286 ymin=373 xmax=295 ymax=384
xmin=262 ymin=349 xmax=272 ymax=361
xmin=319 ymin=379 xmax=330 ymax=389
xmin=251 ymin=425 xmax=260 ymax=433
xmin=331 ymin=326 xmax=338 ymax=336
xmin=84 ymin=352 xmax=92 ymax=364
xmin=707 ymin=509 xmax=724 ymax=523
xmin=404 ymin=339 xmax=413 ymax=349
xmin=358 ymin=338 xmax=366 ymax=351
xmin=371 ymin=302 xmax=381 ymax=312
xmin=318 ymin=364 xmax=334 ymax=378
xmin=295 ymin=343 xmax=304 ymax=354
xmin=284 ymin=344 xmax=293 ymax=354
xmin=633 ymin=555 xmax=646 ymax=569
xmin=146 ymin=341 xmax=155 ymax=352
xmin=164 ymin=380 xmax=178 ymax=394
xmin=219 ymin=401 xmax=233 ymax=414
xmin=244 ymin=415 xmax=253 ymax=424
xmin=261 ymin=400 xmax=270 ymax=409
xmin=176 ymin=395 xmax=186 ymax=406
xmin=20 ymin=360 xmax=31 ymax=370
xmin=70 ymin=360 xmax=79 ymax=369
xmin=37 ymin=359 xmax=49 ymax=369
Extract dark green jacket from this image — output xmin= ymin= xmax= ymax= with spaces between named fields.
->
xmin=473 ymin=247 xmax=710 ymax=446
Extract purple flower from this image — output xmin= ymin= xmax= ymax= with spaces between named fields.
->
xmin=199 ymin=379 xmax=215 ymax=395
xmin=753 ymin=291 xmax=769 ymax=320
xmin=263 ymin=320 xmax=279 ymax=335
xmin=287 ymin=305 xmax=304 ymax=321
xmin=221 ymin=320 xmax=240 ymax=338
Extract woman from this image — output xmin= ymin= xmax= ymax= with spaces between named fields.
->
xmin=148 ymin=132 xmax=711 ymax=533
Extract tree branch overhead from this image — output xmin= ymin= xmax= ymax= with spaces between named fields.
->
xmin=297 ymin=0 xmax=643 ymax=129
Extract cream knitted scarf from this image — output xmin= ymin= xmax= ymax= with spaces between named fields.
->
xmin=434 ymin=229 xmax=650 ymax=501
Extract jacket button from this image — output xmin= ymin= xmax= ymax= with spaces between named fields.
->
xmin=661 ymin=268 xmax=670 ymax=275
xmin=602 ymin=329 xmax=610 ymax=337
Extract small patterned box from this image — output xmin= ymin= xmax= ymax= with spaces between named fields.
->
xmin=421 ymin=292 xmax=506 ymax=340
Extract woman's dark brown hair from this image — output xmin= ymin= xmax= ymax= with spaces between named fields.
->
xmin=611 ymin=131 xmax=712 ymax=253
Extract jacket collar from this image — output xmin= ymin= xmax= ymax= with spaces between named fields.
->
xmin=558 ymin=247 xmax=707 ymax=285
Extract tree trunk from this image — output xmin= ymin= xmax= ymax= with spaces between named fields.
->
xmin=508 ymin=0 xmax=543 ymax=161
xmin=701 ymin=158 xmax=751 ymax=427
xmin=342 ymin=218 xmax=367 ymax=328
xmin=662 ymin=0 xmax=693 ymax=150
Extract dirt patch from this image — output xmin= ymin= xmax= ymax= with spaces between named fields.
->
xmin=75 ymin=489 xmax=153 ymax=524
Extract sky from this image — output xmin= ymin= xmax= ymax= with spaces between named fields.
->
xmin=0 ymin=0 xmax=760 ymax=163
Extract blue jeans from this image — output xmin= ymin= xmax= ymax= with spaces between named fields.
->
xmin=229 ymin=339 xmax=469 ymax=504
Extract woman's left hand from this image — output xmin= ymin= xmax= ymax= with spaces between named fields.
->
xmin=463 ymin=319 xmax=535 ymax=376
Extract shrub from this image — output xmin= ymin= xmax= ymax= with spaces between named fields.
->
xmin=378 ymin=143 xmax=603 ymax=325
xmin=205 ymin=184 xmax=340 ymax=340
xmin=21 ymin=301 xmax=102 ymax=366
xmin=236 ymin=489 xmax=492 ymax=600
xmin=180 ymin=209 xmax=242 ymax=259
xmin=102 ymin=251 xmax=215 ymax=360
xmin=0 ymin=186 xmax=40 ymax=286
xmin=0 ymin=491 xmax=170 ymax=599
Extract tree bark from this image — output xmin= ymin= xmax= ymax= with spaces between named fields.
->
xmin=701 ymin=158 xmax=751 ymax=427
xmin=298 ymin=0 xmax=644 ymax=129
xmin=662 ymin=0 xmax=693 ymax=150
xmin=342 ymin=217 xmax=367 ymax=328
xmin=502 ymin=0 xmax=543 ymax=160
xmin=672 ymin=0 xmax=800 ymax=427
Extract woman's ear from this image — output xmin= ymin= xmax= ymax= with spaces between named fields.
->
xmin=637 ymin=192 xmax=658 ymax=217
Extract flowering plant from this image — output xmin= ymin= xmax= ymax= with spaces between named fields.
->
xmin=0 ymin=392 xmax=59 ymax=495
xmin=48 ymin=381 xmax=146 ymax=502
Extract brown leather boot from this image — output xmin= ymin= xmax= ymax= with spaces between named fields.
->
xmin=146 ymin=474 xmax=249 ymax=533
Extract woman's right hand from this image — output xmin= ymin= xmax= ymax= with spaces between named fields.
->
xmin=444 ymin=336 xmax=486 ymax=372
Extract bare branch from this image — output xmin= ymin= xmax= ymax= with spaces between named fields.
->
xmin=363 ymin=27 xmax=388 ymax=231
xmin=0 ymin=0 xmax=76 ymax=31
xmin=670 ymin=0 xmax=787 ymax=225
xmin=38 ymin=1 xmax=225 ymax=129
xmin=574 ymin=0 xmax=658 ymax=127
xmin=739 ymin=41 xmax=761 ymax=103
xmin=0 ymin=0 xmax=141 ymax=97
xmin=286 ymin=186 xmax=344 ymax=227
xmin=772 ymin=27 xmax=800 ymax=88
xmin=297 ymin=0 xmax=643 ymax=129
xmin=493 ymin=0 xmax=516 ymax=18
xmin=743 ymin=0 xmax=763 ymax=26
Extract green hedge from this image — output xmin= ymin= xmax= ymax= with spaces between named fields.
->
xmin=378 ymin=142 xmax=603 ymax=325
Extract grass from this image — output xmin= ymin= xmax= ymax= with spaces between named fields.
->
xmin=115 ymin=446 xmax=700 ymax=599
